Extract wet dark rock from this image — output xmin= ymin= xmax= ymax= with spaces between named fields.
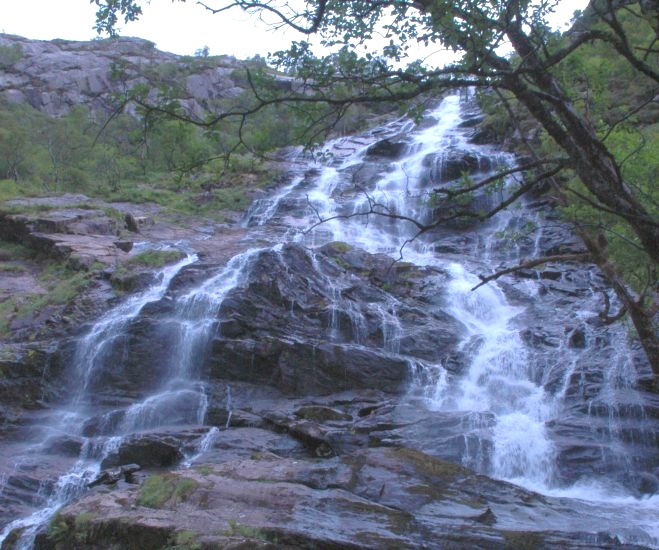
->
xmin=459 ymin=114 xmax=485 ymax=128
xmin=113 ymin=240 xmax=133 ymax=253
xmin=209 ymin=338 xmax=411 ymax=395
xmin=200 ymin=427 xmax=308 ymax=463
xmin=422 ymin=150 xmax=500 ymax=184
xmin=637 ymin=472 xmax=659 ymax=495
xmin=41 ymin=436 xmax=85 ymax=457
xmin=568 ymin=327 xmax=587 ymax=349
xmin=295 ymin=405 xmax=353 ymax=423
xmin=0 ymin=343 xmax=64 ymax=434
xmin=110 ymin=269 xmax=156 ymax=292
xmin=87 ymin=463 xmax=141 ymax=487
xmin=469 ymin=126 xmax=501 ymax=145
xmin=199 ymin=243 xmax=464 ymax=394
xmin=100 ymin=434 xmax=185 ymax=469
xmin=365 ymin=138 xmax=407 ymax=158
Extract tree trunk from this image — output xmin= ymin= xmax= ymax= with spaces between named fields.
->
xmin=504 ymin=25 xmax=659 ymax=265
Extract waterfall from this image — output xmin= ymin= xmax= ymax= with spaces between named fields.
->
xmin=0 ymin=246 xmax=260 ymax=548
xmin=1 ymin=93 xmax=657 ymax=548
xmin=241 ymin=92 xmax=658 ymax=543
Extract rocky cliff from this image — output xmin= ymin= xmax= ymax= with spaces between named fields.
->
xmin=0 ymin=33 xmax=254 ymax=117
xmin=0 ymin=63 xmax=657 ymax=549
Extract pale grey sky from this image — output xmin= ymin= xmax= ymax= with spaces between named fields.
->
xmin=1 ymin=0 xmax=298 ymax=57
xmin=2 ymin=0 xmax=586 ymax=60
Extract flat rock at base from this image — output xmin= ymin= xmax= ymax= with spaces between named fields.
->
xmin=36 ymin=447 xmax=652 ymax=550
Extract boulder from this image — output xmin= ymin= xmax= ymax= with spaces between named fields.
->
xmin=87 ymin=463 xmax=141 ymax=487
xmin=100 ymin=433 xmax=185 ymax=469
xmin=365 ymin=138 xmax=408 ymax=158
xmin=422 ymin=150 xmax=501 ymax=183
xmin=203 ymin=243 xmax=463 ymax=396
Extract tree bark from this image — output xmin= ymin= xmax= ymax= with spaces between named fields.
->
xmin=504 ymin=25 xmax=659 ymax=265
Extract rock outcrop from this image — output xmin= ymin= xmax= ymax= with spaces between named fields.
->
xmin=35 ymin=447 xmax=651 ymax=549
xmin=0 ymin=34 xmax=250 ymax=118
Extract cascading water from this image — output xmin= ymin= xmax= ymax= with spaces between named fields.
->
xmin=1 ymin=92 xmax=657 ymax=547
xmin=246 ymin=92 xmax=658 ymax=544
xmin=0 ymin=245 xmax=262 ymax=548
xmin=0 ymin=244 xmax=196 ymax=548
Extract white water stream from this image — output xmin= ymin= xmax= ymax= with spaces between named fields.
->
xmin=248 ymin=92 xmax=659 ymax=544
xmin=0 ymin=246 xmax=260 ymax=549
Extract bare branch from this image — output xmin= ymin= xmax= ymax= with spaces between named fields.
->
xmin=196 ymin=0 xmax=330 ymax=35
xmin=599 ymin=290 xmax=628 ymax=324
xmin=471 ymin=253 xmax=592 ymax=291
xmin=433 ymin=157 xmax=567 ymax=198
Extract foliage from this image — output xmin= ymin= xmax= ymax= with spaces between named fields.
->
xmin=136 ymin=475 xmax=198 ymax=508
xmin=224 ymin=519 xmax=270 ymax=541
xmin=0 ymin=43 xmax=23 ymax=69
xmin=48 ymin=512 xmax=70 ymax=543
xmin=73 ymin=512 xmax=97 ymax=543
xmin=126 ymin=249 xmax=185 ymax=268
xmin=479 ymin=6 xmax=659 ymax=295
xmin=136 ymin=475 xmax=175 ymax=508
xmin=166 ymin=529 xmax=202 ymax=550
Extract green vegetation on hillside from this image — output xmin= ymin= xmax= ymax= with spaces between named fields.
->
xmin=0 ymin=50 xmax=383 ymax=220
xmin=0 ymin=99 xmax=262 ymax=220
xmin=478 ymin=5 xmax=657 ymax=296
xmin=0 ymin=56 xmax=388 ymax=220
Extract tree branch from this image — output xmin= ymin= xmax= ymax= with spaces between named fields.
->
xmin=471 ymin=253 xmax=593 ymax=290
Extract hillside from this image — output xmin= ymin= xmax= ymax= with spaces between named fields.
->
xmin=0 ymin=33 xmax=250 ymax=117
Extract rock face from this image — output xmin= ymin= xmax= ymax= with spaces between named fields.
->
xmin=34 ymin=447 xmax=651 ymax=549
xmin=0 ymin=34 xmax=250 ymax=117
xmin=0 ymin=343 xmax=66 ymax=437
xmin=0 ymin=194 xmax=131 ymax=265
xmin=209 ymin=242 xmax=464 ymax=395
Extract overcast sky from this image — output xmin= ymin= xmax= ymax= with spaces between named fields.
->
xmin=1 ymin=0 xmax=301 ymax=58
xmin=2 ymin=0 xmax=586 ymax=60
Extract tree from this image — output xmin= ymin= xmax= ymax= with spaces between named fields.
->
xmin=90 ymin=0 xmax=658 ymax=378
xmin=0 ymin=113 xmax=29 ymax=181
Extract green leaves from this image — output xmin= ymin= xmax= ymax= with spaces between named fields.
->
xmin=91 ymin=0 xmax=143 ymax=35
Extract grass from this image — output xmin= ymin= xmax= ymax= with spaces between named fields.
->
xmin=97 ymin=174 xmax=257 ymax=220
xmin=137 ymin=475 xmax=175 ymax=508
xmin=224 ymin=520 xmax=270 ymax=541
xmin=0 ymin=179 xmax=38 ymax=203
xmin=166 ymin=529 xmax=201 ymax=550
xmin=327 ymin=241 xmax=352 ymax=253
xmin=503 ymin=531 xmax=545 ymax=550
xmin=74 ymin=512 xmax=96 ymax=543
xmin=0 ymin=257 xmax=96 ymax=338
xmin=0 ymin=240 xmax=34 ymax=262
xmin=0 ymin=262 xmax=25 ymax=272
xmin=126 ymin=249 xmax=185 ymax=268
xmin=48 ymin=512 xmax=70 ymax=543
xmin=136 ymin=475 xmax=198 ymax=509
